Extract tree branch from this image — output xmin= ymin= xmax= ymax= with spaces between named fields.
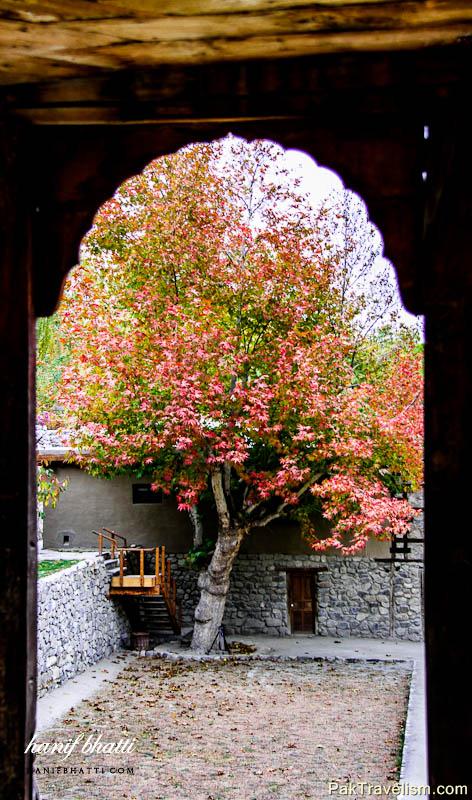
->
xmin=211 ymin=467 xmax=232 ymax=534
xmin=223 ymin=460 xmax=236 ymax=517
xmin=388 ymin=392 xmax=421 ymax=423
xmin=252 ymin=472 xmax=324 ymax=529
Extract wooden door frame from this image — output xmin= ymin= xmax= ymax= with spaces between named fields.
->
xmin=287 ymin=569 xmax=318 ymax=635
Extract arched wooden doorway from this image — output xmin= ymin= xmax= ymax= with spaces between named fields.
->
xmin=1 ymin=23 xmax=471 ymax=797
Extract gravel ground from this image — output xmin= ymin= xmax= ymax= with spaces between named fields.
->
xmin=35 ymin=657 xmax=410 ymax=800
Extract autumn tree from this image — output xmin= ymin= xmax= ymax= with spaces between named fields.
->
xmin=36 ymin=316 xmax=69 ymax=514
xmin=57 ymin=138 xmax=423 ymax=652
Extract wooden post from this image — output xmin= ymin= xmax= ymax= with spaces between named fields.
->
xmin=0 ymin=119 xmax=36 ymax=799
xmin=119 ymin=550 xmax=124 ymax=587
xmin=167 ymin=559 xmax=171 ymax=594
xmin=140 ymin=549 xmax=144 ymax=587
xmin=155 ymin=547 xmax=159 ymax=584
xmin=161 ymin=546 xmax=165 ymax=586
xmin=422 ymin=109 xmax=472 ymax=791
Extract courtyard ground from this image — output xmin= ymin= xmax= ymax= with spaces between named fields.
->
xmin=35 ymin=655 xmax=410 ymax=800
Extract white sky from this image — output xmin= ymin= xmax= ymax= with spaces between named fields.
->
xmin=280 ymin=147 xmax=422 ymax=332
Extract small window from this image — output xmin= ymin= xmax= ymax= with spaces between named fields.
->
xmin=63 ymin=534 xmax=70 ymax=546
xmin=132 ymin=484 xmax=163 ymax=504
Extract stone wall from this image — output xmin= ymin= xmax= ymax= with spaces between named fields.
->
xmin=316 ymin=558 xmax=423 ymax=640
xmin=169 ymin=552 xmax=423 ymax=642
xmin=37 ymin=557 xmax=130 ymax=696
xmin=169 ymin=490 xmax=424 ymax=642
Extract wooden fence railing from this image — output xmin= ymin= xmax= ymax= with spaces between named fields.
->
xmin=92 ymin=527 xmax=128 ymax=558
xmin=113 ymin=545 xmax=178 ymax=620
xmin=92 ymin=531 xmax=179 ymax=629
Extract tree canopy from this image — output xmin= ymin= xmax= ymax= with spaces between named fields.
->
xmin=54 ymin=137 xmax=424 ymax=650
xmin=57 ymin=138 xmax=423 ymax=559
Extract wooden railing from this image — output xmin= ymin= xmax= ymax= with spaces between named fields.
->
xmin=93 ymin=531 xmax=179 ymax=629
xmin=102 ymin=527 xmax=128 ymax=547
xmin=114 ymin=545 xmax=178 ymax=620
xmin=92 ymin=528 xmax=128 ymax=557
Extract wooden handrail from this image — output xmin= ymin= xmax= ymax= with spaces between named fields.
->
xmin=102 ymin=527 xmax=128 ymax=547
xmin=92 ymin=529 xmax=118 ymax=557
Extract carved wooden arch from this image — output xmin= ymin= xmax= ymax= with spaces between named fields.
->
xmin=24 ymin=54 xmax=438 ymax=320
xmin=31 ymin=122 xmax=423 ymax=318
xmin=1 ymin=43 xmax=471 ymax=798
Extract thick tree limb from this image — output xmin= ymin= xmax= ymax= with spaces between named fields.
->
xmin=211 ymin=467 xmax=231 ymax=533
xmin=255 ymin=472 xmax=324 ymax=528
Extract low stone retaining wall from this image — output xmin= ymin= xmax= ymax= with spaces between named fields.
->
xmin=37 ymin=557 xmax=130 ymax=696
xmin=169 ymin=553 xmax=423 ymax=642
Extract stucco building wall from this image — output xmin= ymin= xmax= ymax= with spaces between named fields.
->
xmin=43 ymin=465 xmax=194 ymax=552
xmin=43 ymin=465 xmax=391 ymax=559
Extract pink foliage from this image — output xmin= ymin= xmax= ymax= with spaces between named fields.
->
xmin=58 ymin=139 xmax=423 ymax=553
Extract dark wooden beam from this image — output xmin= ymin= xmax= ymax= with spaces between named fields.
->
xmin=6 ymin=47 xmax=467 ymax=123
xmin=0 ymin=0 xmax=471 ymax=86
xmin=422 ymin=97 xmax=472 ymax=791
xmin=22 ymin=51 xmax=443 ymax=317
xmin=0 ymin=117 xmax=37 ymax=800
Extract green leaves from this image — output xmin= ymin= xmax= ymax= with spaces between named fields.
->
xmin=37 ymin=466 xmax=69 ymax=512
xmin=184 ymin=537 xmax=217 ymax=569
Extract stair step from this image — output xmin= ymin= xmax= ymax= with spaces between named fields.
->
xmin=110 ymin=554 xmax=181 ymax=633
xmin=104 ymin=558 xmax=120 ymax=569
xmin=146 ymin=622 xmax=173 ymax=627
xmin=134 ymin=592 xmax=180 ymax=636
xmin=148 ymin=630 xmax=174 ymax=636
xmin=139 ymin=597 xmax=166 ymax=603
xmin=107 ymin=566 xmax=123 ymax=577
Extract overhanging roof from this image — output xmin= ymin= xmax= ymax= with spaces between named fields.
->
xmin=0 ymin=1 xmax=471 ymax=87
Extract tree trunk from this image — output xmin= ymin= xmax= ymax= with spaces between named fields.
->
xmin=188 ymin=505 xmax=203 ymax=548
xmin=190 ymin=525 xmax=245 ymax=653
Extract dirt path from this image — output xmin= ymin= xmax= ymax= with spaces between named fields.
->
xmin=35 ymin=658 xmax=409 ymax=800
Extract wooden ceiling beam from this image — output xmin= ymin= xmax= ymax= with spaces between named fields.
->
xmin=0 ymin=1 xmax=471 ymax=85
xmin=5 ymin=47 xmax=466 ymax=124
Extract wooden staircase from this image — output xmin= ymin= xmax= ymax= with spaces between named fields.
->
xmin=94 ymin=528 xmax=181 ymax=637
xmin=135 ymin=595 xmax=181 ymax=637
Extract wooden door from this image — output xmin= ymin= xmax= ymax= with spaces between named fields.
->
xmin=288 ymin=571 xmax=315 ymax=633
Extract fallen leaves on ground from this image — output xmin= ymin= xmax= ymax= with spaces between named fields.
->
xmin=36 ymin=658 xmax=409 ymax=800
